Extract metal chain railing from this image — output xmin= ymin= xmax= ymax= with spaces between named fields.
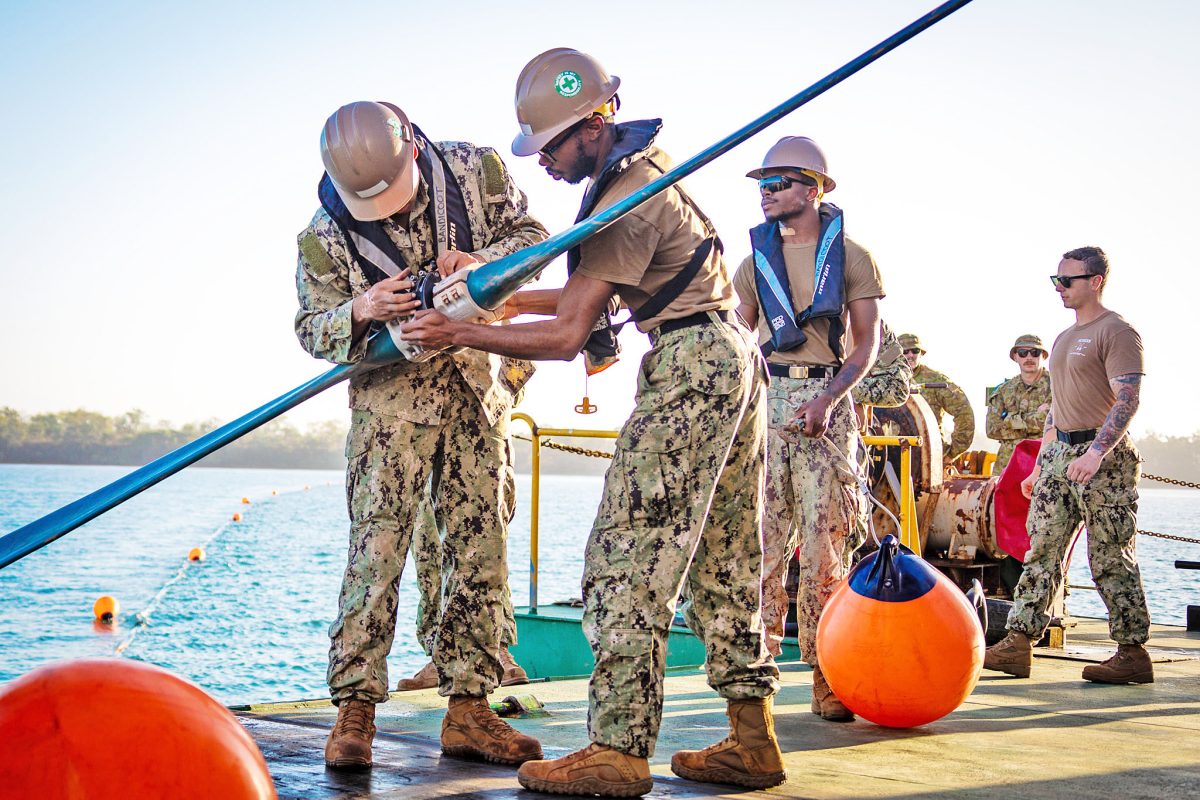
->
xmin=1144 ymin=472 xmax=1200 ymax=491
xmin=1138 ymin=528 xmax=1200 ymax=544
xmin=513 ymin=433 xmax=614 ymax=460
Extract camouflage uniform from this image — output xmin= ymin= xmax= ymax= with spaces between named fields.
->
xmin=295 ymin=141 xmax=546 ymax=703
xmin=852 ymin=322 xmax=912 ymax=409
xmin=411 ymin=467 xmax=519 ymax=656
xmin=761 ymin=378 xmax=863 ymax=660
xmin=583 ymin=321 xmax=779 ymax=758
xmin=986 ymin=372 xmax=1052 ymax=473
xmin=1006 ymin=437 xmax=1150 ymax=643
xmin=912 ymin=363 xmax=975 ymax=459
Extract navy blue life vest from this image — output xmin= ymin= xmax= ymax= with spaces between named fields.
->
xmin=567 ymin=119 xmax=721 ymax=372
xmin=750 ymin=202 xmax=846 ymax=362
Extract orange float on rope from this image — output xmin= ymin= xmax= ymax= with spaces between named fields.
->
xmin=817 ymin=535 xmax=984 ymax=728
xmin=0 ymin=659 xmax=276 ymax=799
xmin=271 ymin=490 xmax=277 ymax=496
xmin=188 ymin=547 xmax=206 ymax=562
xmin=232 ymin=512 xmax=242 ymax=522
xmin=241 ymin=497 xmax=251 ymax=504
xmin=92 ymin=596 xmax=119 ymax=623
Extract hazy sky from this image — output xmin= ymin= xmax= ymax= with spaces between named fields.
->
xmin=1 ymin=0 xmax=1197 ymax=442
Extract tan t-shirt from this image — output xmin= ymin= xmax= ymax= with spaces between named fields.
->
xmin=575 ymin=146 xmax=734 ymax=332
xmin=733 ymin=236 xmax=884 ymax=366
xmin=1048 ymin=310 xmax=1144 ymax=431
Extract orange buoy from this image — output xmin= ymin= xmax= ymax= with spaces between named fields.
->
xmin=271 ymin=490 xmax=277 ymax=496
xmin=817 ymin=535 xmax=984 ymax=728
xmin=0 ymin=659 xmax=276 ymax=799
xmin=92 ymin=596 xmax=119 ymax=624
xmin=303 ymin=485 xmax=310 ymax=491
xmin=188 ymin=547 xmax=206 ymax=562
xmin=241 ymin=497 xmax=251 ymax=504
xmin=232 ymin=512 xmax=242 ymax=522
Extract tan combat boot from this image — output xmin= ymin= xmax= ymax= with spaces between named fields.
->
xmin=395 ymin=660 xmax=438 ymax=691
xmin=500 ymin=649 xmax=530 ymax=686
xmin=811 ymin=665 xmax=854 ymax=721
xmin=984 ymin=630 xmax=1033 ymax=678
xmin=670 ymin=698 xmax=787 ymax=789
xmin=441 ymin=695 xmax=543 ymax=765
xmin=1082 ymin=643 xmax=1154 ymax=684
xmin=517 ymin=743 xmax=653 ymax=797
xmin=324 ymin=698 xmax=376 ymax=771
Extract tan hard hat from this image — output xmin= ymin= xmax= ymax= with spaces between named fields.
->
xmin=898 ymin=333 xmax=925 ymax=353
xmin=1010 ymin=334 xmax=1047 ymax=356
xmin=512 ymin=48 xmax=620 ymax=157
xmin=321 ymin=101 xmax=418 ymax=222
xmin=746 ymin=136 xmax=836 ymax=192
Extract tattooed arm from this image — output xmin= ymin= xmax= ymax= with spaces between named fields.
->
xmin=1065 ymin=374 xmax=1141 ymax=484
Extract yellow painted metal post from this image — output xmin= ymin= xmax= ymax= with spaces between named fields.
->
xmin=899 ymin=441 xmax=921 ymax=555
xmin=530 ymin=432 xmax=541 ymax=614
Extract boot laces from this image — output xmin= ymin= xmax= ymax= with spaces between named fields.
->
xmin=335 ymin=702 xmax=372 ymax=737
xmin=474 ymin=704 xmax=519 ymax=739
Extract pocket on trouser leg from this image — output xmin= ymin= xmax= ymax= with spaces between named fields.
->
xmin=588 ymin=627 xmax=660 ymax=758
xmin=616 ymin=428 xmax=690 ymax=529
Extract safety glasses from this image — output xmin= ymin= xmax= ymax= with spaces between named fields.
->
xmin=758 ymin=174 xmax=817 ymax=196
xmin=1050 ymin=273 xmax=1094 ymax=289
xmin=539 ymin=117 xmax=590 ymax=161
xmin=1013 ymin=348 xmax=1043 ymax=358
xmin=903 ymin=349 xmax=922 ymax=356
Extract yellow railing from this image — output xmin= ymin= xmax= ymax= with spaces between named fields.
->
xmin=862 ymin=435 xmax=924 ymax=554
xmin=512 ymin=413 xmax=617 ymax=613
xmin=511 ymin=414 xmax=925 ymax=611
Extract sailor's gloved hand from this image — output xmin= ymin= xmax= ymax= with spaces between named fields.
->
xmin=352 ymin=270 xmax=418 ymax=324
xmin=435 ymin=250 xmax=484 ymax=278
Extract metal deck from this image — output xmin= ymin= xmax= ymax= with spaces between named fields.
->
xmin=239 ymin=618 xmax=1200 ymax=799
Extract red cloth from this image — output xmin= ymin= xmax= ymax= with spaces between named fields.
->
xmin=994 ymin=439 xmax=1041 ymax=562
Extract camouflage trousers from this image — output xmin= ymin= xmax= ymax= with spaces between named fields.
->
xmin=583 ymin=319 xmax=780 ymax=758
xmin=1007 ymin=437 xmax=1150 ymax=644
xmin=328 ymin=374 xmax=516 ymax=703
xmin=412 ymin=468 xmax=519 ymax=657
xmin=762 ymin=376 xmax=864 ymax=662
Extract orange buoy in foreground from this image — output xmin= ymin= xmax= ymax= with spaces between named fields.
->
xmin=92 ymin=596 xmax=119 ymax=623
xmin=232 ymin=512 xmax=242 ymax=522
xmin=0 ymin=659 xmax=276 ymax=799
xmin=188 ymin=547 xmax=206 ymax=562
xmin=817 ymin=535 xmax=984 ymax=728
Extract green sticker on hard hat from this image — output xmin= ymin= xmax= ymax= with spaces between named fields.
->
xmin=554 ymin=70 xmax=582 ymax=98
xmin=386 ymin=117 xmax=405 ymax=140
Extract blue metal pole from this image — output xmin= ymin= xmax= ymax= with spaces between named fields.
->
xmin=0 ymin=364 xmax=354 ymax=569
xmin=0 ymin=0 xmax=974 ymax=569
xmin=466 ymin=0 xmax=976 ymax=309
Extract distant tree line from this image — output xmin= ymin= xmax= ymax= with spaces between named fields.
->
xmin=0 ymin=408 xmax=346 ymax=470
xmin=5 ymin=407 xmax=1193 ymax=483
xmin=0 ymin=408 xmax=612 ymax=475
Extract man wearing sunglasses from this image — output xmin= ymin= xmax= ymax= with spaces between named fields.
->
xmin=731 ymin=136 xmax=884 ymax=723
xmin=985 ymin=246 xmax=1152 ymax=685
xmin=402 ymin=48 xmax=785 ymax=795
xmin=986 ymin=334 xmax=1052 ymax=474
xmin=898 ymin=333 xmax=976 ymax=465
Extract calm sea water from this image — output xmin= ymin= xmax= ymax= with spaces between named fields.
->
xmin=0 ymin=464 xmax=1196 ymax=705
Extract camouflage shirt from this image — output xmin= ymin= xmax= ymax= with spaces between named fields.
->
xmin=294 ymin=141 xmax=548 ymax=426
xmin=852 ymin=320 xmax=912 ymax=408
xmin=912 ymin=363 xmax=975 ymax=459
xmin=987 ymin=371 xmax=1051 ymax=472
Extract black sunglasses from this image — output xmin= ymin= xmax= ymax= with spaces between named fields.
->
xmin=758 ymin=174 xmax=817 ymax=196
xmin=903 ymin=348 xmax=922 ymax=356
xmin=539 ymin=117 xmax=590 ymax=161
xmin=1050 ymin=273 xmax=1094 ymax=289
xmin=1013 ymin=348 xmax=1043 ymax=358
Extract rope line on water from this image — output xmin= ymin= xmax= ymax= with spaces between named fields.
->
xmin=112 ymin=484 xmax=314 ymax=656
